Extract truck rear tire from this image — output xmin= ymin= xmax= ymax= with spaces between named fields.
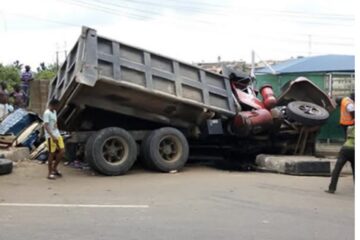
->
xmin=140 ymin=132 xmax=156 ymax=170
xmin=85 ymin=127 xmax=137 ymax=176
xmin=142 ymin=127 xmax=189 ymax=172
xmin=84 ymin=132 xmax=97 ymax=171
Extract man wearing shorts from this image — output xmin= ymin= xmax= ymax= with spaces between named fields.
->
xmin=43 ymin=99 xmax=64 ymax=180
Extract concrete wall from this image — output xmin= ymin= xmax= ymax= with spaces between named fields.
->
xmin=29 ymin=79 xmax=50 ymax=116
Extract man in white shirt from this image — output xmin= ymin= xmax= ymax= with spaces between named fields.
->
xmin=43 ymin=99 xmax=64 ymax=180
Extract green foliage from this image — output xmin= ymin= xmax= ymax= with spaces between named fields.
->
xmin=0 ymin=63 xmax=21 ymax=87
xmin=12 ymin=60 xmax=23 ymax=70
xmin=35 ymin=70 xmax=56 ymax=81
xmin=35 ymin=62 xmax=57 ymax=80
xmin=0 ymin=61 xmax=58 ymax=87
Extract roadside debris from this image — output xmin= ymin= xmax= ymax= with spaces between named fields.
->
xmin=0 ymin=109 xmax=91 ymax=173
xmin=65 ymin=160 xmax=90 ymax=170
xmin=0 ymin=109 xmax=46 ymax=162
xmin=0 ymin=158 xmax=13 ymax=175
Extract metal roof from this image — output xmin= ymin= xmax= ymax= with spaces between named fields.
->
xmin=256 ymin=54 xmax=354 ymax=74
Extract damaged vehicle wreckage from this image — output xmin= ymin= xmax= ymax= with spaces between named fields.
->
xmin=44 ymin=26 xmax=335 ymax=176
xmin=0 ymin=109 xmax=45 ymax=175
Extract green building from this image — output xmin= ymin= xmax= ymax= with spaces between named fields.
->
xmin=255 ymin=55 xmax=354 ymax=142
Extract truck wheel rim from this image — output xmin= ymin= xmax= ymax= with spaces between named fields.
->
xmin=299 ymin=104 xmax=319 ymax=116
xmin=158 ymin=136 xmax=182 ymax=162
xmin=101 ymin=137 xmax=129 ymax=165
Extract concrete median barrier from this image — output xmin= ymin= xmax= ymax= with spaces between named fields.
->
xmin=256 ymin=154 xmax=352 ymax=176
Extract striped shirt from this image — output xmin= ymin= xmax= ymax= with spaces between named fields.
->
xmin=21 ymin=71 xmax=33 ymax=85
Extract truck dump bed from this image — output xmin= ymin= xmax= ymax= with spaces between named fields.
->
xmin=49 ymin=27 xmax=236 ymax=131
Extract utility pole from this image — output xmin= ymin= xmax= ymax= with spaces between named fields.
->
xmin=64 ymin=41 xmax=68 ymax=59
xmin=255 ymin=51 xmax=276 ymax=75
xmin=250 ymin=50 xmax=255 ymax=78
xmin=0 ymin=11 xmax=7 ymax=32
xmin=55 ymin=42 xmax=68 ymax=70
xmin=56 ymin=43 xmax=60 ymax=71
xmin=308 ymin=34 xmax=312 ymax=56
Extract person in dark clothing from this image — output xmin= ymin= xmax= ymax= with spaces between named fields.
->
xmin=0 ymin=82 xmax=8 ymax=93
xmin=10 ymin=84 xmax=27 ymax=109
xmin=326 ymin=108 xmax=355 ymax=194
xmin=0 ymin=82 xmax=8 ymax=104
xmin=20 ymin=65 xmax=33 ymax=106
xmin=338 ymin=93 xmax=355 ymax=139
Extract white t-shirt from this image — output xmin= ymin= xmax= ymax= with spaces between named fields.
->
xmin=43 ymin=109 xmax=61 ymax=139
xmin=0 ymin=104 xmax=11 ymax=119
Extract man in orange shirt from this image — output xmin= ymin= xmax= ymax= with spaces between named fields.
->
xmin=339 ymin=93 xmax=354 ymax=138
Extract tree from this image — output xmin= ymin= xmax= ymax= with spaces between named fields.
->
xmin=0 ymin=63 xmax=21 ymax=87
xmin=35 ymin=62 xmax=57 ymax=81
xmin=12 ymin=60 xmax=23 ymax=71
xmin=0 ymin=61 xmax=57 ymax=87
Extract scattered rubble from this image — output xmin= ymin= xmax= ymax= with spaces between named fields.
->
xmin=0 ymin=109 xmax=47 ymax=165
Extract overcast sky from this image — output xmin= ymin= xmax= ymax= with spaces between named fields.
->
xmin=0 ymin=0 xmax=355 ymax=69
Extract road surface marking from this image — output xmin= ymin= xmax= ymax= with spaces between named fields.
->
xmin=0 ymin=203 xmax=149 ymax=208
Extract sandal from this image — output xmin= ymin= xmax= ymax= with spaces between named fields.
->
xmin=53 ymin=170 xmax=63 ymax=177
xmin=47 ymin=174 xmax=56 ymax=180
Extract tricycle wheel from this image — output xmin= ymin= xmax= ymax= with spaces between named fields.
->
xmin=286 ymin=101 xmax=329 ymax=126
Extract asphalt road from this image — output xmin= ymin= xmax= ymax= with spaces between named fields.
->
xmin=0 ymin=161 xmax=354 ymax=240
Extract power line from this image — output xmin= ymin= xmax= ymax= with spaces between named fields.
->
xmin=2 ymin=11 xmax=81 ymax=27
xmin=2 ymin=2 xmax=354 ymax=50
xmin=60 ymin=0 xmax=214 ymax=25
xmin=248 ymin=33 xmax=354 ymax=47
xmin=111 ymin=0 xmax=354 ymax=21
xmin=67 ymin=0 xmax=354 ymax=27
xmin=60 ymin=0 xmax=155 ymax=21
xmin=164 ymin=0 xmax=354 ymax=20
xmin=54 ymin=0 xmax=356 ymax=47
xmin=86 ymin=0 xmax=353 ymax=26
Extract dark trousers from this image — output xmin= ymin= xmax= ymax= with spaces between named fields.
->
xmin=21 ymin=83 xmax=30 ymax=107
xmin=329 ymin=147 xmax=355 ymax=191
xmin=341 ymin=125 xmax=348 ymax=139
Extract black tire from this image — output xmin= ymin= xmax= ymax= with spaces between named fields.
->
xmin=0 ymin=159 xmax=13 ymax=175
xmin=84 ymin=131 xmax=98 ymax=170
xmin=142 ymin=127 xmax=189 ymax=172
xmin=140 ymin=131 xmax=156 ymax=170
xmin=85 ymin=127 xmax=137 ymax=176
xmin=286 ymin=101 xmax=329 ymax=126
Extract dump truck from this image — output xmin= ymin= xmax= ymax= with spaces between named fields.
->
xmin=49 ymin=26 xmax=336 ymax=175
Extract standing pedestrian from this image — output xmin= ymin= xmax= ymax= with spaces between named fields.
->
xmin=326 ymin=108 xmax=355 ymax=194
xmin=0 ymin=81 xmax=9 ymax=94
xmin=339 ymin=93 xmax=355 ymax=139
xmin=43 ymin=99 xmax=64 ymax=180
xmin=0 ymin=102 xmax=11 ymax=120
xmin=0 ymin=82 xmax=11 ymax=120
xmin=10 ymin=84 xmax=27 ymax=109
xmin=20 ymin=65 xmax=34 ymax=106
xmin=0 ymin=81 xmax=9 ymax=104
